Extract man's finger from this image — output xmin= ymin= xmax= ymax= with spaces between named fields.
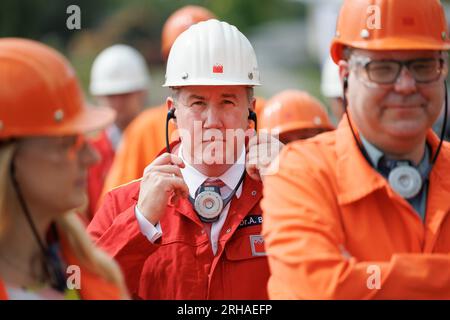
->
xmin=152 ymin=153 xmax=185 ymax=167
xmin=147 ymin=165 xmax=183 ymax=178
xmin=144 ymin=153 xmax=185 ymax=174
xmin=166 ymin=176 xmax=190 ymax=197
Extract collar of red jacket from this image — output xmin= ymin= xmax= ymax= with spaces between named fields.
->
xmin=335 ymin=116 xmax=450 ymax=208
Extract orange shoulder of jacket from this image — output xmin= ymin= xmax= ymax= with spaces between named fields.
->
xmin=127 ymin=104 xmax=168 ymax=133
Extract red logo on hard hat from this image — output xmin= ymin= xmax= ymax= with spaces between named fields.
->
xmin=402 ymin=17 xmax=415 ymax=26
xmin=213 ymin=64 xmax=223 ymax=74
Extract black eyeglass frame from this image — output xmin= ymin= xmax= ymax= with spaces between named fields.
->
xmin=349 ymin=55 xmax=447 ymax=85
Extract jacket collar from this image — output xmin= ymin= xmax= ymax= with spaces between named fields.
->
xmin=178 ymin=143 xmax=245 ymax=199
xmin=335 ymin=116 xmax=450 ymax=208
xmin=173 ymin=173 xmax=262 ymax=228
xmin=335 ymin=117 xmax=386 ymax=205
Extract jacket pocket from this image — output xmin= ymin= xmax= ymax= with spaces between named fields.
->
xmin=225 ymin=231 xmax=267 ymax=260
xmin=222 ymin=231 xmax=269 ymax=299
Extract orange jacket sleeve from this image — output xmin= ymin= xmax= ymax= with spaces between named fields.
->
xmin=261 ymin=144 xmax=450 ymax=300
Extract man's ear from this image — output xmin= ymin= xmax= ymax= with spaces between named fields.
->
xmin=249 ymin=97 xmax=256 ymax=112
xmin=166 ymin=97 xmax=177 ymax=123
xmin=338 ymin=60 xmax=349 ymax=84
xmin=247 ymin=97 xmax=257 ymax=129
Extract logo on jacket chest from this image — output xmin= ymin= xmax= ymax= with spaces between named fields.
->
xmin=250 ymin=235 xmax=266 ymax=256
xmin=237 ymin=215 xmax=263 ymax=230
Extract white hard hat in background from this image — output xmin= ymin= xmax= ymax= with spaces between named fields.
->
xmin=163 ymin=19 xmax=261 ymax=87
xmin=90 ymin=44 xmax=151 ymax=96
xmin=320 ymin=56 xmax=342 ymax=98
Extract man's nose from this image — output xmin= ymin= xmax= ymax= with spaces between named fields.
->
xmin=394 ymin=67 xmax=418 ymax=95
xmin=80 ymin=142 xmax=100 ymax=167
xmin=203 ymin=105 xmax=223 ymax=128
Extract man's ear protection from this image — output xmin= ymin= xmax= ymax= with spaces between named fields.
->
xmin=167 ymin=109 xmax=257 ymax=127
xmin=166 ymin=109 xmax=176 ymax=152
xmin=248 ymin=109 xmax=257 ymax=130
xmin=167 ymin=108 xmax=176 ymax=121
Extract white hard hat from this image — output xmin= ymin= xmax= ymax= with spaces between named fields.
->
xmin=90 ymin=44 xmax=151 ymax=96
xmin=320 ymin=56 xmax=342 ymax=98
xmin=163 ymin=19 xmax=260 ymax=87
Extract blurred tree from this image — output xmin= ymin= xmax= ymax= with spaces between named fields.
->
xmin=0 ymin=0 xmax=121 ymax=50
xmin=0 ymin=0 xmax=305 ymax=53
xmin=0 ymin=0 xmax=306 ymax=98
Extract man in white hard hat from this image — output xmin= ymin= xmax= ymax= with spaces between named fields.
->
xmin=88 ymin=19 xmax=282 ymax=299
xmin=86 ymin=44 xmax=151 ymax=220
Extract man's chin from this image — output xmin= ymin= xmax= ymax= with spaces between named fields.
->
xmin=383 ymin=121 xmax=428 ymax=139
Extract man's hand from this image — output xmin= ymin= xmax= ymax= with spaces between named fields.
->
xmin=137 ymin=153 xmax=188 ymax=225
xmin=246 ymin=129 xmax=284 ymax=181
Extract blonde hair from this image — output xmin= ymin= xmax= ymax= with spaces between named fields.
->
xmin=0 ymin=142 xmax=128 ymax=299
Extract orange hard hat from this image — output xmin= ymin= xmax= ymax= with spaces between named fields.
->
xmin=331 ymin=0 xmax=450 ymax=63
xmin=260 ymin=90 xmax=334 ymax=135
xmin=0 ymin=38 xmax=115 ymax=139
xmin=161 ymin=5 xmax=216 ymax=61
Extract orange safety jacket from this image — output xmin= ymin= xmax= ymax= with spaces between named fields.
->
xmin=261 ymin=117 xmax=450 ymax=299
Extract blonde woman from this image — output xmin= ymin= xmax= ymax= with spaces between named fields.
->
xmin=0 ymin=38 xmax=128 ymax=299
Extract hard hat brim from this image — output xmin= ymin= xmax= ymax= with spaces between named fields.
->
xmin=1 ymin=105 xmax=116 ymax=138
xmin=331 ymin=38 xmax=450 ymax=64
xmin=163 ymin=79 xmax=261 ymax=87
xmin=65 ymin=104 xmax=116 ymax=135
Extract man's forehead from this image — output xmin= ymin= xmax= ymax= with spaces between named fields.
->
xmin=179 ymin=85 xmax=247 ymax=98
xmin=352 ymin=48 xmax=444 ymax=59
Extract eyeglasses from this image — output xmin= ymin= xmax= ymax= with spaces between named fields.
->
xmin=349 ymin=55 xmax=446 ymax=85
xmin=66 ymin=134 xmax=89 ymax=159
xmin=20 ymin=131 xmax=99 ymax=162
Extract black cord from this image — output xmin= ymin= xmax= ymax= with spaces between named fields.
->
xmin=10 ymin=162 xmax=48 ymax=257
xmin=342 ymin=78 xmax=372 ymax=164
xmin=9 ymin=161 xmax=67 ymax=291
xmin=431 ymin=80 xmax=448 ymax=165
xmin=166 ymin=109 xmax=175 ymax=153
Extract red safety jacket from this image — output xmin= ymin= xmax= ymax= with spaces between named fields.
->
xmin=88 ymin=147 xmax=270 ymax=299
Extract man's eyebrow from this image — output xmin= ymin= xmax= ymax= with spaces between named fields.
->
xmin=221 ymin=93 xmax=238 ymax=99
xmin=188 ymin=94 xmax=206 ymax=100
